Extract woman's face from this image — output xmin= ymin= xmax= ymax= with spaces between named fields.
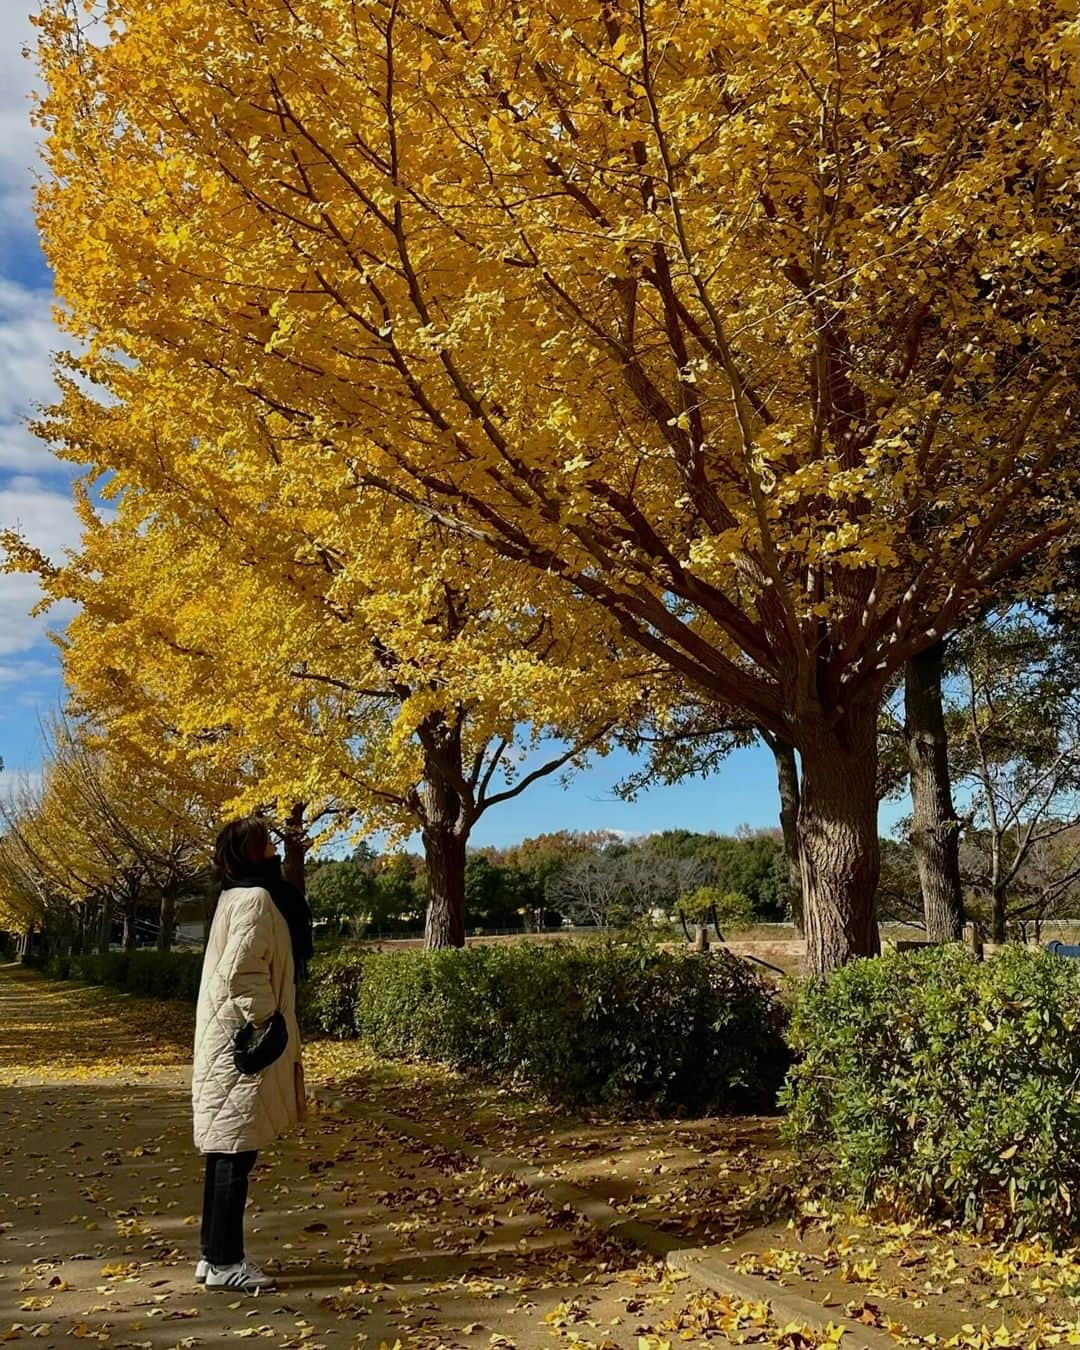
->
xmin=263 ymin=834 xmax=278 ymax=860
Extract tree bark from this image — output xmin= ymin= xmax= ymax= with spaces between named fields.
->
xmin=157 ymin=888 xmax=177 ymax=952
xmin=122 ymin=891 xmax=139 ymax=951
xmin=769 ymin=735 xmax=805 ymax=933
xmin=992 ymin=884 xmax=1008 ymax=945
xmin=281 ymin=802 xmax=308 ymax=894
xmin=422 ymin=820 xmax=468 ymax=949
xmin=419 ymin=720 xmax=470 ymax=950
xmin=81 ymin=901 xmax=96 ymax=954
xmin=97 ymin=899 xmax=112 ymax=954
xmin=905 ymin=640 xmax=965 ymax=942
xmin=798 ymin=704 xmax=882 ymax=976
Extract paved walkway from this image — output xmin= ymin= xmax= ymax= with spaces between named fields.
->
xmin=0 ymin=964 xmax=788 ymax=1350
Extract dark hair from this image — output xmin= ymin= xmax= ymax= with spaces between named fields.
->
xmin=214 ymin=816 xmax=271 ymax=884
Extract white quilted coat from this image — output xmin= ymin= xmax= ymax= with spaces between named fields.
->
xmin=192 ymin=886 xmax=305 ymax=1154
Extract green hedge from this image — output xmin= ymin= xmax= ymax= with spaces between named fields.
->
xmin=303 ymin=938 xmax=789 ymax=1115
xmin=38 ymin=949 xmax=203 ymax=1002
xmin=782 ymin=945 xmax=1080 ymax=1243
xmin=34 ymin=938 xmax=788 ymax=1116
xmin=299 ymin=943 xmax=367 ymax=1038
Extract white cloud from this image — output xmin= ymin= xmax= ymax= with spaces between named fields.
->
xmin=0 ymin=419 xmax=60 ymax=471
xmin=0 ymin=767 xmax=44 ymax=808
xmin=0 ymin=478 xmax=81 ymax=657
xmin=0 ymin=279 xmax=87 ymax=673
xmin=0 ymin=1 xmax=43 ymax=246
xmin=0 ymin=656 xmax=54 ymax=685
xmin=0 ymin=277 xmax=76 ymax=484
xmin=1 ymin=475 xmax=82 ymax=555
xmin=0 ymin=3 xmax=89 ymax=761
xmin=0 ymin=278 xmax=67 ymax=420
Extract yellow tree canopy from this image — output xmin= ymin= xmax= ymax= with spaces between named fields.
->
xmin=30 ymin=0 xmax=1079 ymax=968
xmin=33 ymin=0 xmax=1078 ymax=731
xmin=9 ymin=474 xmax=647 ymax=851
xmin=0 ymin=714 xmax=215 ymax=937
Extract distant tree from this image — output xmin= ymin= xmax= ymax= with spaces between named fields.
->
xmin=946 ymin=613 xmax=1080 ymax=942
xmin=615 ymin=706 xmax=804 ymax=931
xmin=544 ymin=850 xmax=653 ymax=930
xmin=675 ymin=886 xmax=757 ymax=939
xmin=368 ymin=853 xmax=428 ymax=934
xmin=875 ymin=837 xmax=923 ymax=927
xmin=306 ymin=848 xmax=377 ymax=934
xmin=488 ymin=830 xmax=620 ymax=926
xmin=704 ymin=832 xmax=786 ymax=920
xmin=464 ymin=853 xmax=528 ymax=932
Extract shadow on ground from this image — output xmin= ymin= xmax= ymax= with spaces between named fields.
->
xmin=0 ymin=1070 xmax=694 ymax=1348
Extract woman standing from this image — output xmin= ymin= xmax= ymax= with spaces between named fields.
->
xmin=192 ymin=816 xmax=313 ymax=1293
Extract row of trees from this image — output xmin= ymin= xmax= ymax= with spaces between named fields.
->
xmin=305 ymin=827 xmax=793 ymax=936
xmin=300 ymin=607 xmax=1080 ymax=945
xmin=881 ymin=612 xmax=1080 ymax=942
xmin=639 ymin=607 xmax=1080 ymax=945
xmin=0 ymin=716 xmax=212 ymax=953
xmin=1 ymin=0 xmax=1076 ymax=970
xmin=4 ymin=602 xmax=1078 ymax=951
xmin=306 ymin=757 xmax=1080 ymax=945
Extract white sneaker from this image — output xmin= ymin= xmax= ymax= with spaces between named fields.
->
xmin=204 ymin=1259 xmax=276 ymax=1292
xmin=195 ymin=1258 xmax=209 ymax=1283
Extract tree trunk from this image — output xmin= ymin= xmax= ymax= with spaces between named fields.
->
xmin=770 ymin=735 xmax=805 ymax=933
xmin=97 ymin=900 xmax=112 ymax=954
xmin=905 ymin=640 xmax=965 ymax=942
xmin=81 ymin=902 xmax=95 ymax=954
xmin=122 ymin=892 xmax=139 ymax=951
xmin=419 ymin=720 xmax=470 ymax=950
xmin=798 ymin=704 xmax=882 ymax=976
xmin=423 ymin=821 xmax=468 ymax=949
xmin=992 ymin=885 xmax=1008 ymax=945
xmin=157 ymin=888 xmax=177 ymax=952
xmin=281 ymin=802 xmax=308 ymax=895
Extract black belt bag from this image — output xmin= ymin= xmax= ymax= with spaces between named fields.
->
xmin=233 ymin=1011 xmax=288 ymax=1075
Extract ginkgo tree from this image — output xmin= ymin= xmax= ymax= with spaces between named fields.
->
xmin=0 ymin=812 xmax=57 ymax=951
xmin=31 ymin=0 xmax=1079 ymax=970
xmin=1 ymin=753 xmax=119 ymax=953
xmin=44 ymin=714 xmax=214 ymax=950
xmin=10 ymin=461 xmax=647 ymax=946
xmin=0 ymin=712 xmax=216 ymax=953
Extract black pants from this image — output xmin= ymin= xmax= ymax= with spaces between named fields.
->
xmin=200 ymin=1150 xmax=257 ymax=1266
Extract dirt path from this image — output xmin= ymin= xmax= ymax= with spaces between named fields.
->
xmin=0 ymin=964 xmax=808 ymax=1350
xmin=10 ymin=963 xmax=1070 ymax=1349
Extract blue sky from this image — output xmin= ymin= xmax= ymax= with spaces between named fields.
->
xmin=0 ymin=0 xmax=907 ymax=846
xmin=0 ymin=0 xmax=84 ymax=805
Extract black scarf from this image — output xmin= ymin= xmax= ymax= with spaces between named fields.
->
xmin=226 ymin=855 xmax=314 ymax=982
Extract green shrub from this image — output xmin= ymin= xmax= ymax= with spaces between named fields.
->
xmin=45 ymin=953 xmax=72 ymax=980
xmin=304 ymin=937 xmax=789 ymax=1115
xmin=782 ymin=945 xmax=1080 ymax=1244
xmin=120 ymin=950 xmax=203 ymax=1001
xmin=300 ymin=944 xmax=369 ymax=1039
xmin=37 ymin=948 xmax=203 ymax=1002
